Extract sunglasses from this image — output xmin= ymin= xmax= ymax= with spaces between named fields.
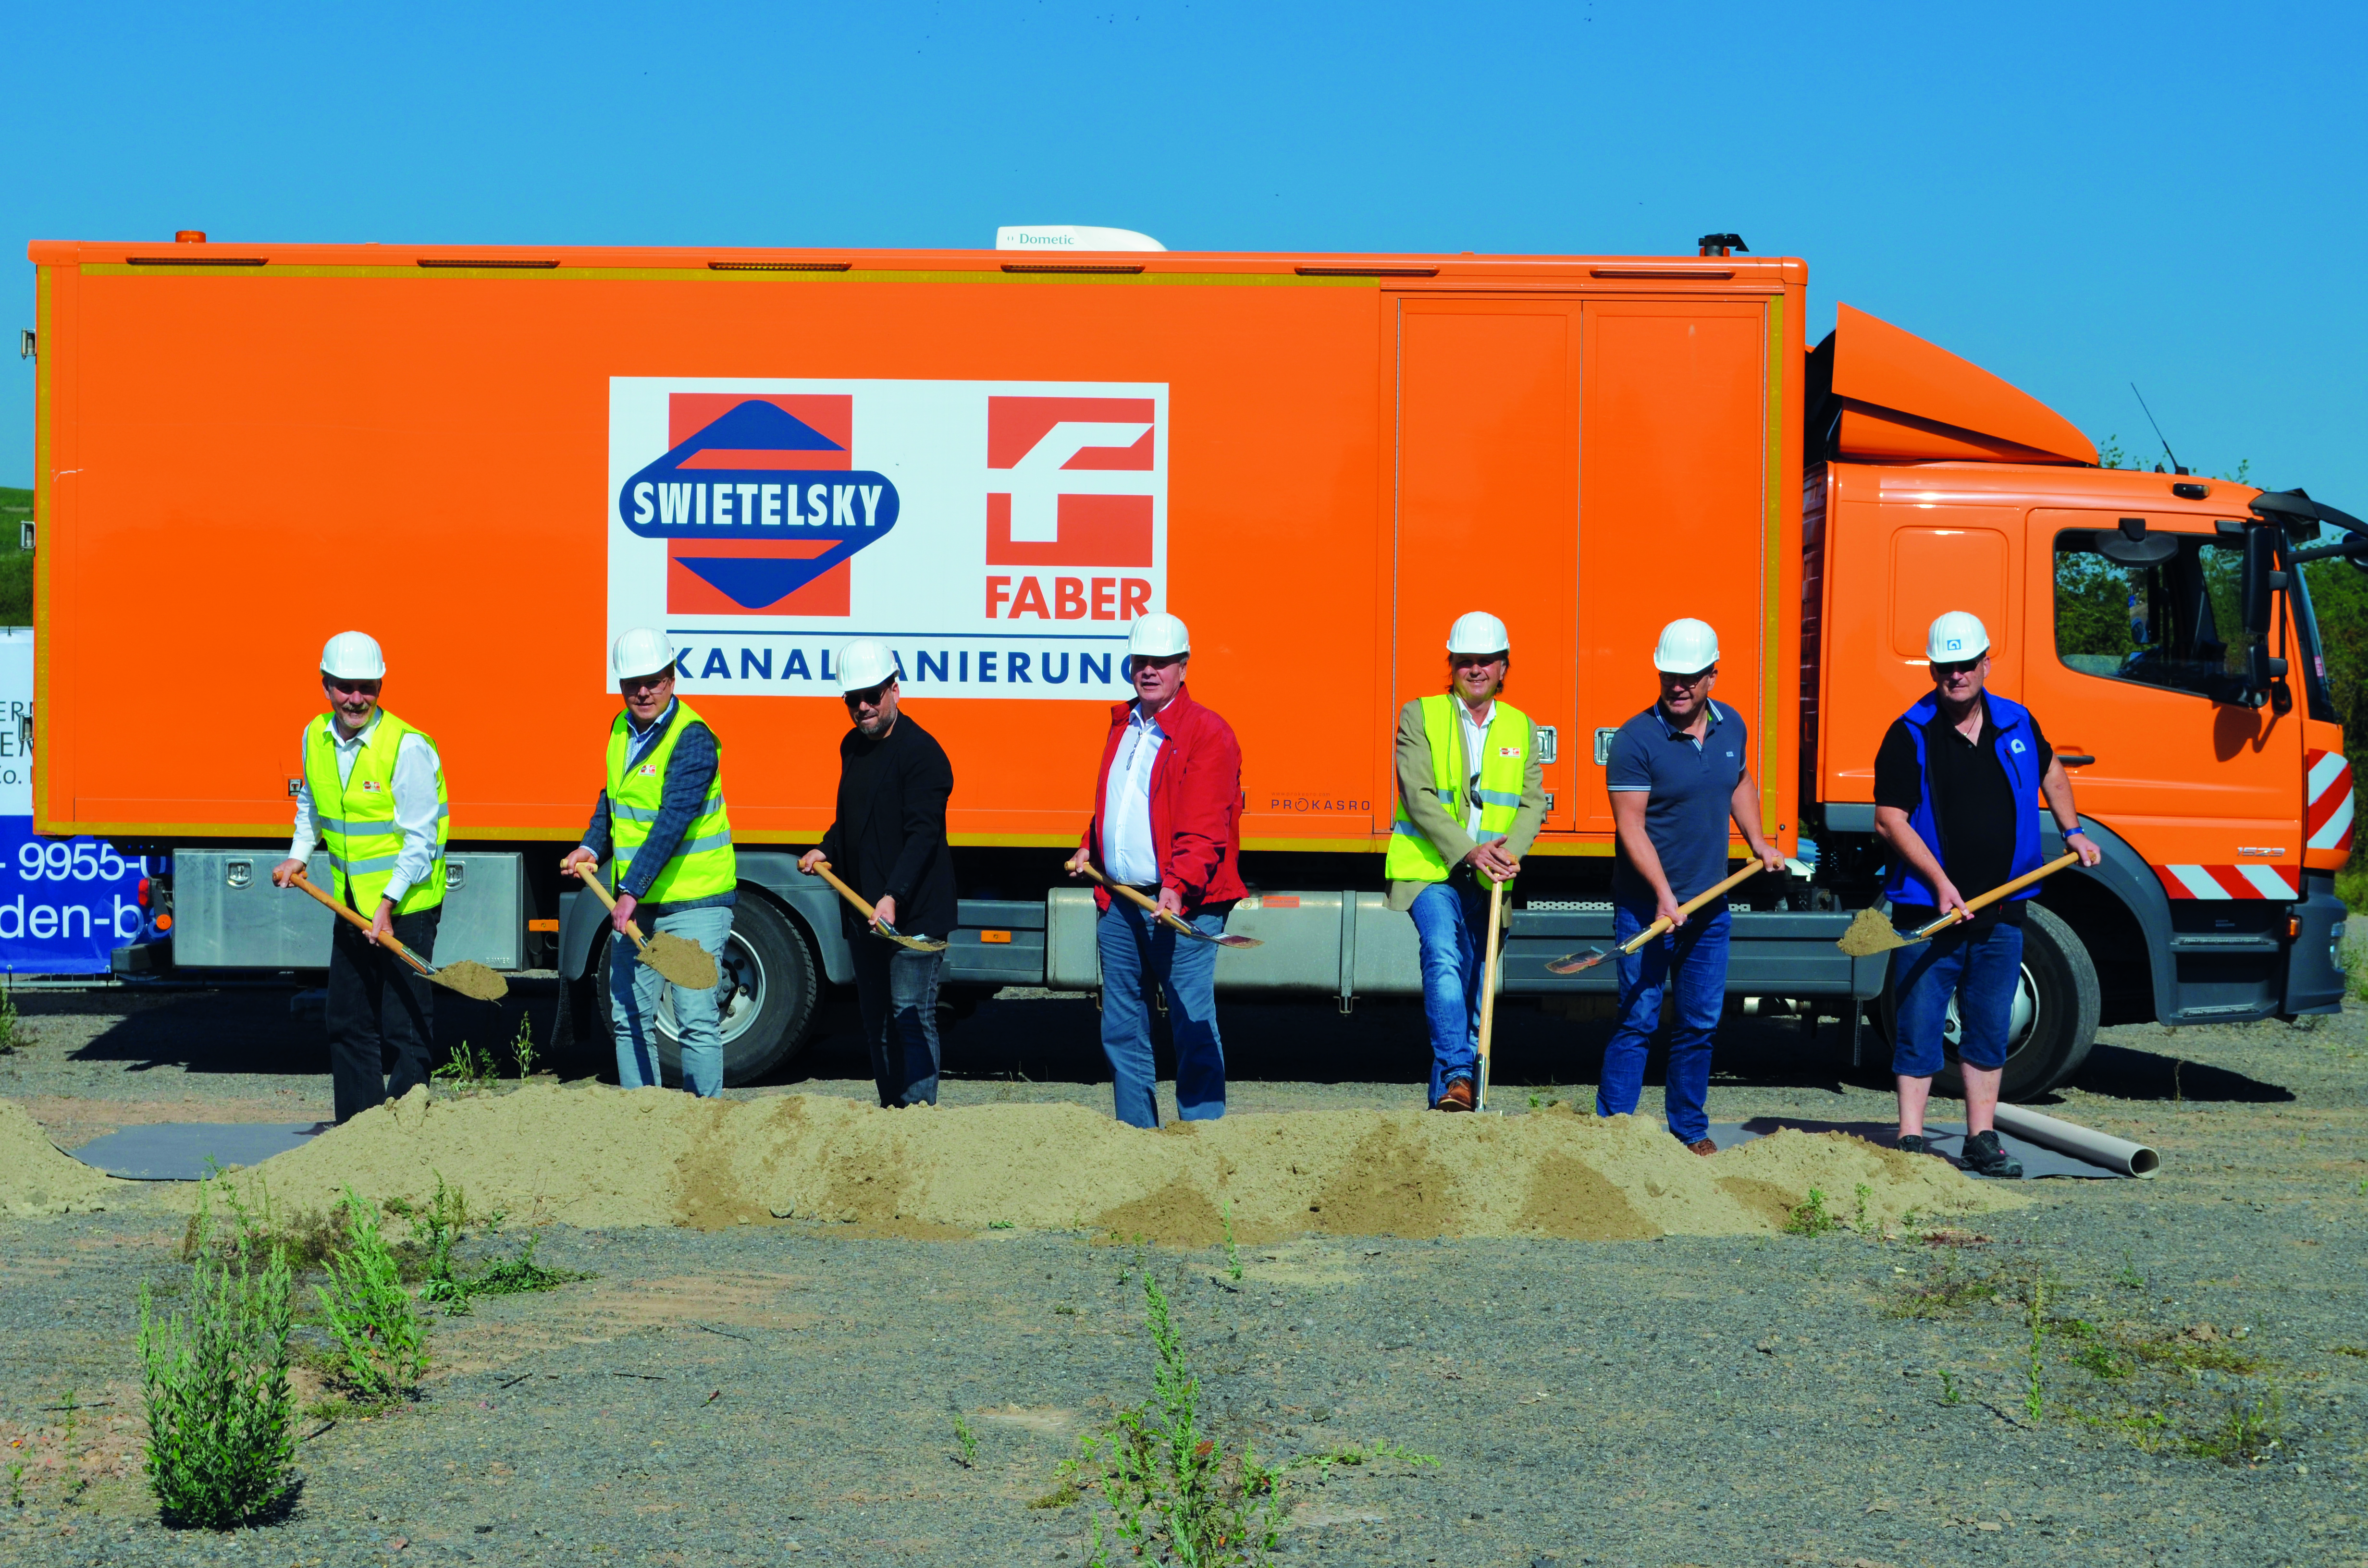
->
xmin=1931 ymin=659 xmax=1982 ymax=678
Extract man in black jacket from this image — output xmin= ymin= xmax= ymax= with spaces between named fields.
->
xmin=799 ymin=639 xmax=957 ymax=1107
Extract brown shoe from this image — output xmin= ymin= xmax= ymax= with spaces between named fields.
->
xmin=1684 ymin=1138 xmax=1718 ymax=1157
xmin=1433 ymin=1079 xmax=1476 ymax=1113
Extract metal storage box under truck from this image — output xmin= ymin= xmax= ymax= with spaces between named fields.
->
xmin=23 ymin=229 xmax=2359 ymax=1094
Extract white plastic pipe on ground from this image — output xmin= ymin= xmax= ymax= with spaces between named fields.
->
xmin=1993 ymin=1104 xmax=2160 ymax=1178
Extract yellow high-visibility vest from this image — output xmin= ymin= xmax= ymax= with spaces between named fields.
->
xmin=302 ymin=709 xmax=448 ymax=916
xmin=604 ymin=701 xmax=736 ymax=902
xmin=1385 ymin=693 xmax=1529 ymax=884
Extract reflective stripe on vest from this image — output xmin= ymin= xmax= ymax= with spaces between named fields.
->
xmin=302 ymin=708 xmax=448 ymax=916
xmin=1880 ymin=691 xmax=2046 ymax=909
xmin=604 ymin=701 xmax=737 ymax=903
xmin=1384 ymin=693 xmax=1530 ymax=884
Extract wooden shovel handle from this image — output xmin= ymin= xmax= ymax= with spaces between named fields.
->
xmin=807 ymin=860 xmax=880 ymax=922
xmin=287 ymin=871 xmax=437 ymax=979
xmin=570 ymin=859 xmax=649 ymax=949
xmin=1910 ymin=852 xmax=2082 ymax=939
xmin=1069 ymin=857 xmax=1201 ymax=939
xmin=1619 ymin=860 xmax=1766 ymax=955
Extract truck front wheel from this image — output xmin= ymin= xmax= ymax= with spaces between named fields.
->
xmin=1873 ymin=903 xmax=2101 ymax=1102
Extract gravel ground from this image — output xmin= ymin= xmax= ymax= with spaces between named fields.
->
xmin=0 ymin=979 xmax=2363 ymax=1566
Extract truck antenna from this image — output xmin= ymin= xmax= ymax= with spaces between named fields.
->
xmin=2130 ymin=383 xmax=2188 ymax=475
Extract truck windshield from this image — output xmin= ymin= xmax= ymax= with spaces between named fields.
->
xmin=2054 ymin=529 xmax=2247 ymax=702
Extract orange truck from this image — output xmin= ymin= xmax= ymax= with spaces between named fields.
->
xmin=23 ymin=232 xmax=2359 ymax=1095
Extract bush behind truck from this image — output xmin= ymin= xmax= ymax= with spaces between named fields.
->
xmin=22 ymin=233 xmax=2364 ymax=1096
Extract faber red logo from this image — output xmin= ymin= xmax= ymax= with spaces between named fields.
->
xmin=984 ymin=396 xmax=1160 ymax=622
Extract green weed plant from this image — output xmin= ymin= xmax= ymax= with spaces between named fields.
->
xmin=136 ymin=1195 xmax=297 ymax=1528
xmin=313 ymin=1188 xmax=427 ymax=1399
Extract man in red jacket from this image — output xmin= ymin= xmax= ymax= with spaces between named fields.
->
xmin=1066 ymin=612 xmax=1246 ymax=1126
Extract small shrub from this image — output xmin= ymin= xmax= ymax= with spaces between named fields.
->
xmin=431 ymin=1039 xmax=496 ymax=1092
xmin=952 ymin=1410 xmax=979 ymax=1469
xmin=508 ymin=1013 xmax=539 ymax=1081
xmin=2184 ymin=1384 xmax=2285 ymax=1466
xmin=314 ymin=1188 xmax=427 ymax=1399
xmin=469 ymin=1233 xmax=593 ymax=1298
xmin=1221 ymin=1200 xmax=1243 ymax=1282
xmin=1783 ymin=1188 xmax=1839 ymax=1237
xmin=138 ymin=1200 xmax=297 ymax=1528
xmin=0 ymin=982 xmax=21 ymax=1053
xmin=1882 ymin=1259 xmax=2004 ymax=1319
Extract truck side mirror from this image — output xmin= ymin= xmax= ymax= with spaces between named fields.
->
xmin=2096 ymin=518 xmax=2178 ymax=566
xmin=2238 ymin=523 xmax=2290 ymax=709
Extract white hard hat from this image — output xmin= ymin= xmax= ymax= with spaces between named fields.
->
xmin=836 ymin=638 xmax=900 ymax=695
xmin=1445 ymin=611 xmax=1510 ymax=657
xmin=1127 ymin=612 xmax=1190 ymax=659
xmin=1651 ymin=618 xmax=1721 ymax=673
xmin=1925 ymin=611 xmax=1992 ymax=663
xmin=610 ymin=627 xmax=677 ymax=683
xmin=320 ymin=630 xmax=385 ymax=682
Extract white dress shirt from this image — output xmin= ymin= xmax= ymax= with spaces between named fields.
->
xmin=1101 ymin=705 xmax=1168 ymax=886
xmin=1456 ymin=698 xmax=1495 ymax=836
xmin=289 ymin=710 xmax=444 ymax=908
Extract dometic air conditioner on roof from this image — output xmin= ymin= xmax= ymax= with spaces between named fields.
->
xmin=994 ymin=225 xmax=1166 ymax=251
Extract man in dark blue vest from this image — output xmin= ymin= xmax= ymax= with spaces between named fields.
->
xmin=1872 ymin=612 xmax=2100 ymax=1177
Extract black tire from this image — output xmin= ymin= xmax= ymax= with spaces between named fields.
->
xmin=648 ymin=894 xmax=819 ymax=1088
xmin=1873 ymin=903 xmax=2101 ymax=1102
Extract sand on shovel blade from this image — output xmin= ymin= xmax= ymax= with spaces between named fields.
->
xmin=432 ymin=960 xmax=510 ymax=1001
xmin=1836 ymin=906 xmax=1912 ymax=957
xmin=639 ymin=932 xmax=717 ymax=990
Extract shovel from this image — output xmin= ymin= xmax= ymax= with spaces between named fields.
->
xmin=1834 ymin=852 xmax=2083 ymax=956
xmin=1475 ymin=874 xmax=1506 ymax=1112
xmin=1546 ymin=861 xmax=1765 ymax=974
xmin=804 ymin=859 xmax=949 ymax=954
xmin=1068 ymin=859 xmax=1264 ymax=948
xmin=571 ymin=861 xmax=722 ymax=990
xmin=287 ymin=871 xmax=509 ymax=1001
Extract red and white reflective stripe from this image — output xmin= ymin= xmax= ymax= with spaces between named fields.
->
xmin=2306 ymin=747 xmax=2355 ymax=852
xmin=2153 ymin=863 xmax=2300 ymax=900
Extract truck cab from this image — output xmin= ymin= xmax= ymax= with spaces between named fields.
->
xmin=1800 ymin=306 xmax=2356 ymax=1095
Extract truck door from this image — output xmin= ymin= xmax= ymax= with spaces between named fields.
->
xmin=2023 ymin=511 xmax=2306 ymax=899
xmin=1388 ymin=300 xmax=1580 ymax=832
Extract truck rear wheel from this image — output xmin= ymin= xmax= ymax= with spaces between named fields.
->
xmin=648 ymin=894 xmax=819 ymax=1087
xmin=1871 ymin=903 xmax=2100 ymax=1102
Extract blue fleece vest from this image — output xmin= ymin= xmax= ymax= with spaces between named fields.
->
xmin=1882 ymin=692 xmax=2046 ymax=909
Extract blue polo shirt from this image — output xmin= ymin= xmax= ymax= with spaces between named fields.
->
xmin=1606 ymin=699 xmax=1748 ymax=906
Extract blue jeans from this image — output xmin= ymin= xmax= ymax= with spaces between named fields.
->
xmin=1408 ymin=879 xmax=1489 ymax=1105
xmin=854 ymin=939 xmax=943 ymax=1107
xmin=610 ymin=905 xmax=733 ymax=1097
xmin=1596 ymin=898 xmax=1731 ymax=1142
xmin=1892 ymin=918 xmax=2023 ymax=1078
xmin=1097 ymin=900 xmax=1226 ymax=1127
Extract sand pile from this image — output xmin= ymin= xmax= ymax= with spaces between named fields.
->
xmin=0 ymin=1099 xmax=124 ymax=1217
xmin=217 ymin=1085 xmax=2019 ymax=1241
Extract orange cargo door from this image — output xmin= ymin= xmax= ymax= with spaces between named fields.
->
xmin=2023 ymin=512 xmax=2304 ymax=895
xmin=1574 ymin=300 xmax=1775 ymax=844
xmin=1386 ymin=300 xmax=1579 ymax=833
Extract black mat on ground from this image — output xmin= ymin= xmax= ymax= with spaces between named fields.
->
xmin=66 ymin=1123 xmax=326 ymax=1181
xmin=1704 ymin=1118 xmax=2124 ymax=1179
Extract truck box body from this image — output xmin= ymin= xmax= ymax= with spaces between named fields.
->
xmin=27 ymin=244 xmax=1802 ymax=861
xmin=25 ymin=237 xmax=2351 ymax=1095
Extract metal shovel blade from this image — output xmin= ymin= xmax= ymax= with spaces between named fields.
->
xmin=1544 ymin=946 xmax=1611 ymax=975
xmin=874 ymin=921 xmax=949 ymax=955
xmin=1834 ymin=906 xmax=1916 ymax=957
xmin=637 ymin=931 xmax=720 ymax=990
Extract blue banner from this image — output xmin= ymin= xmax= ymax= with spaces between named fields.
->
xmin=0 ymin=818 xmax=162 ymax=975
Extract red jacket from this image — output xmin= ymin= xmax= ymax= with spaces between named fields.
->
xmin=1078 ymin=684 xmax=1246 ymax=914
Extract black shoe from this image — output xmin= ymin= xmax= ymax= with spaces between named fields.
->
xmin=1961 ymin=1128 xmax=2024 ymax=1179
xmin=1897 ymin=1133 xmax=1933 ymax=1156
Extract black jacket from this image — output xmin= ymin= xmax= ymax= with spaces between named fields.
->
xmin=817 ymin=713 xmax=957 ymax=941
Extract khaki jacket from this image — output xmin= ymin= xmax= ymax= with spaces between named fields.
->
xmin=1386 ymin=695 xmax=1550 ymax=912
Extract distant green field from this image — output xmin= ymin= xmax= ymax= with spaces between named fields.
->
xmin=0 ymin=487 xmax=27 ymax=626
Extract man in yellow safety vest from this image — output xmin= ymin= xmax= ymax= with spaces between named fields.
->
xmin=561 ymin=628 xmax=738 ymax=1096
xmin=271 ymin=631 xmax=451 ymax=1124
xmin=1386 ymin=612 xmax=1549 ymax=1111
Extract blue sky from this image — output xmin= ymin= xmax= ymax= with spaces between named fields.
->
xmin=4 ymin=0 xmax=2361 ymax=498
